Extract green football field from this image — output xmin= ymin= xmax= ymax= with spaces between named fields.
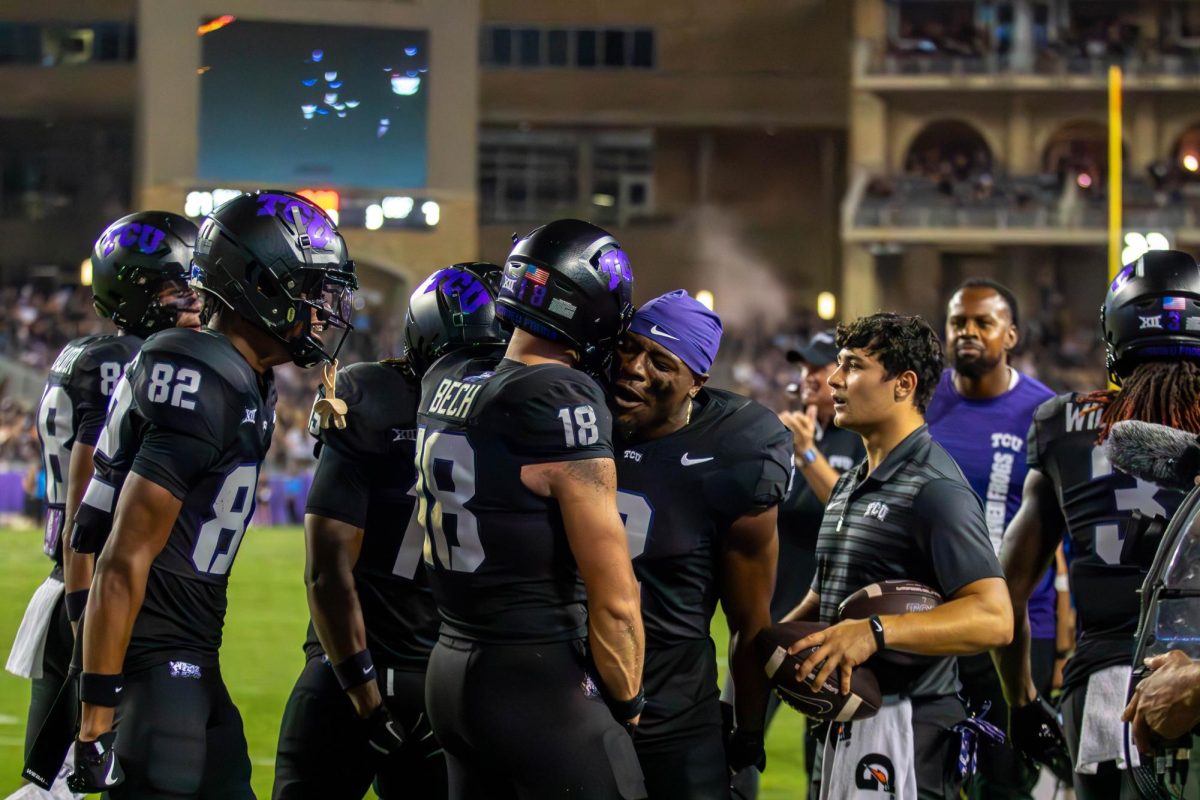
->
xmin=0 ymin=526 xmax=809 ymax=798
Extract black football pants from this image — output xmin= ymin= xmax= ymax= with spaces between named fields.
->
xmin=425 ymin=634 xmax=646 ymax=800
xmin=109 ymin=662 xmax=253 ymax=800
xmin=272 ymin=655 xmax=446 ymax=799
xmin=635 ymin=639 xmax=728 ymax=800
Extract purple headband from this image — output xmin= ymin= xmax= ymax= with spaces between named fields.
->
xmin=629 ymin=290 xmax=723 ymax=375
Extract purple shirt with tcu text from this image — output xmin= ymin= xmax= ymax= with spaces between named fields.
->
xmin=927 ymin=368 xmax=1057 ymax=639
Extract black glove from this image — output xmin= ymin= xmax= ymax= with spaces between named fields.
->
xmin=66 ymin=731 xmax=124 ymax=793
xmin=363 ymin=704 xmax=406 ymax=757
xmin=726 ymin=728 xmax=767 ymax=775
xmin=1009 ymin=695 xmax=1073 ymax=784
xmin=407 ymin=711 xmax=442 ymax=759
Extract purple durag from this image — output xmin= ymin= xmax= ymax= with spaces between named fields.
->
xmin=628 ymin=290 xmax=723 ymax=375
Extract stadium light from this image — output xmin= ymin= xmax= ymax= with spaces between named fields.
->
xmin=1185 ymin=154 xmax=1200 ymax=173
xmin=365 ymin=204 xmax=384 ymax=231
xmin=421 ymin=201 xmax=440 ymax=226
xmin=695 ymin=290 xmax=714 ymax=310
xmin=197 ymin=15 xmax=235 ymax=36
xmin=185 ymin=191 xmax=214 ymax=218
xmin=382 ymin=196 xmax=414 ymax=219
xmin=80 ymin=257 xmax=92 ymax=286
xmin=1122 ymin=231 xmax=1171 ymax=265
xmin=817 ymin=291 xmax=837 ymax=321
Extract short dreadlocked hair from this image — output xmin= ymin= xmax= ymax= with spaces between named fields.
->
xmin=835 ymin=312 xmax=944 ymax=414
xmin=1079 ymin=359 xmax=1200 ymax=442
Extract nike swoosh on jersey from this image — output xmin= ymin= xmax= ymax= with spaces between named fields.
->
xmin=104 ymin=756 xmax=119 ymax=786
xmin=650 ymin=324 xmax=680 ymax=341
xmin=680 ymin=453 xmax=714 ymax=466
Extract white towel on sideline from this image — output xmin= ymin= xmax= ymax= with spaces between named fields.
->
xmin=821 ymin=699 xmax=919 ymax=799
xmin=3 ymin=747 xmax=81 ymax=799
xmin=5 ymin=576 xmax=64 ymax=680
xmin=1075 ymin=664 xmax=1140 ymax=774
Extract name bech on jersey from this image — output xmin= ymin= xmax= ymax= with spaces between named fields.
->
xmin=427 ymin=378 xmax=483 ymax=419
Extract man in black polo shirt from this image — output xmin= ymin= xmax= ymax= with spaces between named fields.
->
xmin=784 ymin=312 xmax=1012 ymax=799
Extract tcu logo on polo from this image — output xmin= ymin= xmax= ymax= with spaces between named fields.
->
xmin=100 ymin=223 xmax=167 ymax=257
xmin=864 ymin=501 xmax=890 ymax=523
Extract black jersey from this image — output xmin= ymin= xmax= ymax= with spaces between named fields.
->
xmin=301 ymin=360 xmax=441 ymax=671
xmin=614 ymin=388 xmax=793 ymax=646
xmin=1028 ymin=393 xmax=1186 ymax=692
xmin=416 ymin=353 xmax=614 ymax=644
xmin=35 ymin=334 xmax=141 ymax=565
xmin=75 ymin=328 xmax=277 ymax=673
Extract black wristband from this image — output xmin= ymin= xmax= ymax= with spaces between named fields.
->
xmin=332 ymin=650 xmax=376 ymax=691
xmin=79 ymin=672 xmax=124 ymax=707
xmin=607 ymin=685 xmax=646 ymax=721
xmin=869 ymin=615 xmax=887 ymax=652
xmin=64 ymin=590 xmax=89 ymax=622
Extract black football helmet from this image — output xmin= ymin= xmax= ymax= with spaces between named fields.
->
xmin=1102 ymin=249 xmax=1200 ymax=385
xmin=402 ymin=262 xmax=511 ymax=376
xmin=91 ymin=211 xmax=200 ymax=337
xmin=496 ymin=219 xmax=634 ymax=378
xmin=190 ymin=191 xmax=357 ymax=368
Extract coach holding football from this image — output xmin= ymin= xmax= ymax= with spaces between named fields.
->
xmin=783 ymin=312 xmax=1012 ymax=799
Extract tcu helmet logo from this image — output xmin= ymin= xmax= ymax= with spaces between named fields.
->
xmin=416 ymin=268 xmax=491 ymax=315
xmin=596 ymin=248 xmax=632 ymax=291
xmin=100 ymin=223 xmax=167 ymax=257
xmin=855 ymin=754 xmax=896 ymax=794
xmin=255 ymin=193 xmax=334 ymax=250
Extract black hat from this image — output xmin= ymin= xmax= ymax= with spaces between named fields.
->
xmin=786 ymin=330 xmax=838 ymax=367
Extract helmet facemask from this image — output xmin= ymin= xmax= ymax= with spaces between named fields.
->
xmin=274 ymin=264 xmax=357 ymax=368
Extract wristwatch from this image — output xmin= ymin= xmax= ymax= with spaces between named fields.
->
xmin=799 ymin=448 xmax=818 ymax=467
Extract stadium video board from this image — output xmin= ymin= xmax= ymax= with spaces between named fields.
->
xmin=197 ymin=18 xmax=428 ymax=190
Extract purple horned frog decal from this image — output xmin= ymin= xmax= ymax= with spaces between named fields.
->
xmin=415 ymin=267 xmax=491 ymax=314
xmin=100 ymin=223 xmax=167 ymax=257
xmin=596 ymin=248 xmax=632 ymax=292
xmin=255 ymin=193 xmax=334 ymax=250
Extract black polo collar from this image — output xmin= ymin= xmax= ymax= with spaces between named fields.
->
xmin=850 ymin=424 xmax=931 ymax=488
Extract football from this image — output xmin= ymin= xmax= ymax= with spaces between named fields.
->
xmin=837 ymin=579 xmax=943 ymax=667
xmin=755 ymin=620 xmax=882 ymax=722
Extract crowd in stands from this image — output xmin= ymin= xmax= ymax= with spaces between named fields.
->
xmin=0 ymin=272 xmax=1112 ymax=525
xmin=876 ymin=5 xmax=1200 ymax=75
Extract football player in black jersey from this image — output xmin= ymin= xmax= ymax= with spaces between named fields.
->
xmin=608 ymin=290 xmax=792 ymax=798
xmin=11 ymin=212 xmax=200 ymax=794
xmin=993 ymin=250 xmax=1200 ymax=800
xmin=66 ymin=191 xmax=356 ymax=798
xmin=272 ymin=262 xmax=510 ymax=800
xmin=418 ymin=219 xmax=646 ymax=799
